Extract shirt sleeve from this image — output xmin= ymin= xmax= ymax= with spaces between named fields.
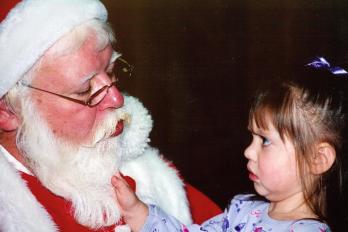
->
xmin=140 ymin=204 xmax=226 ymax=232
xmin=289 ymin=220 xmax=331 ymax=232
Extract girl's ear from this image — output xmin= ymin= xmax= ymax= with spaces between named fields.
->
xmin=310 ymin=142 xmax=336 ymax=175
xmin=0 ymin=99 xmax=19 ymax=131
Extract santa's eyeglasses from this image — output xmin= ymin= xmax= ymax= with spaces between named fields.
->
xmin=21 ymin=58 xmax=133 ymax=107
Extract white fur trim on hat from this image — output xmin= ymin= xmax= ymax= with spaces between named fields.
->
xmin=0 ymin=0 xmax=108 ymax=97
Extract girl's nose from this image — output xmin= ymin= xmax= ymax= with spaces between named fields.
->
xmin=244 ymin=142 xmax=256 ymax=161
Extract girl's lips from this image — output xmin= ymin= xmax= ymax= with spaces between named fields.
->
xmin=248 ymin=172 xmax=259 ymax=182
xmin=111 ymin=120 xmax=124 ymax=137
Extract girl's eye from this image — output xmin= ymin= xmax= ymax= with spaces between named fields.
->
xmin=261 ymin=136 xmax=271 ymax=146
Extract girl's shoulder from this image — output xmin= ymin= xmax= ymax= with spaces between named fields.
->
xmin=290 ymin=220 xmax=331 ymax=232
xmin=224 ymin=195 xmax=331 ymax=232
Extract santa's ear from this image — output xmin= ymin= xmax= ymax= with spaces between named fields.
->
xmin=310 ymin=142 xmax=336 ymax=175
xmin=0 ymin=99 xmax=19 ymax=131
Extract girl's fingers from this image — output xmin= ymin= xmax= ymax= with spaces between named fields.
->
xmin=112 ymin=174 xmax=129 ymax=193
xmin=112 ymin=173 xmax=136 ymax=204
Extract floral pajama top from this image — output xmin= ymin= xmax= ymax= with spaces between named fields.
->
xmin=141 ymin=194 xmax=331 ymax=232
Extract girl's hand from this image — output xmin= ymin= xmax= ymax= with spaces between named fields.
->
xmin=112 ymin=173 xmax=148 ymax=232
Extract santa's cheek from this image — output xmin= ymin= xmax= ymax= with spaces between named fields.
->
xmin=49 ymin=111 xmax=98 ymax=141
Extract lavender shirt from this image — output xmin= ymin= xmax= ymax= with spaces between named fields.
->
xmin=141 ymin=194 xmax=331 ymax=232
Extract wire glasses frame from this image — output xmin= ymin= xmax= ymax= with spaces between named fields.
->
xmin=21 ymin=58 xmax=134 ymax=107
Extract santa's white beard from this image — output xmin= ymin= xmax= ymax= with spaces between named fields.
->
xmin=16 ymin=99 xmax=129 ymax=229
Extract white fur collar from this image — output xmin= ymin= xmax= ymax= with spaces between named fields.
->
xmin=0 ymin=153 xmax=58 ymax=232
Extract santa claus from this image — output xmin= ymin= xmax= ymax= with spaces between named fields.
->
xmin=0 ymin=0 xmax=221 ymax=231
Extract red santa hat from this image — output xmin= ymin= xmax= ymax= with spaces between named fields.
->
xmin=0 ymin=0 xmax=108 ymax=97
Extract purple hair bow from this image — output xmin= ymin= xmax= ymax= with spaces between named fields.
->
xmin=306 ymin=57 xmax=348 ymax=75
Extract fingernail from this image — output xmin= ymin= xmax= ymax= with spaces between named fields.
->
xmin=111 ymin=176 xmax=118 ymax=185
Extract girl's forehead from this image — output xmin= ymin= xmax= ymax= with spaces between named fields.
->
xmin=249 ymin=111 xmax=274 ymax=131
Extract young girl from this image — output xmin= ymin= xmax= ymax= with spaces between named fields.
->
xmin=112 ymin=59 xmax=346 ymax=231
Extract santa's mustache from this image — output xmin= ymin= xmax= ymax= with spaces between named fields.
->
xmin=89 ymin=109 xmax=130 ymax=146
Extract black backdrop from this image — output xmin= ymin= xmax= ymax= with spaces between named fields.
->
xmin=102 ymin=0 xmax=348 ymax=229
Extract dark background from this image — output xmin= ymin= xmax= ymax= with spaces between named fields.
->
xmin=102 ymin=0 xmax=348 ymax=229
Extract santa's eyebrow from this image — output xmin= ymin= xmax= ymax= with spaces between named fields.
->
xmin=79 ymin=72 xmax=97 ymax=85
xmin=77 ymin=51 xmax=121 ymax=85
xmin=110 ymin=51 xmax=121 ymax=64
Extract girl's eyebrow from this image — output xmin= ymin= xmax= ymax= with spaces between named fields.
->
xmin=247 ymin=123 xmax=254 ymax=131
xmin=247 ymin=127 xmax=254 ymax=133
xmin=250 ymin=130 xmax=261 ymax=137
xmin=247 ymin=128 xmax=262 ymax=138
xmin=249 ymin=126 xmax=270 ymax=137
